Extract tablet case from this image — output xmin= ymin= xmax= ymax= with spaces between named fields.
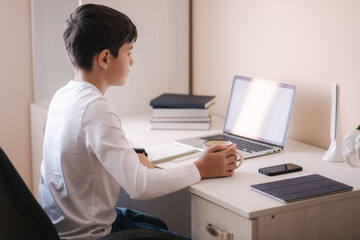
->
xmin=251 ymin=174 xmax=353 ymax=203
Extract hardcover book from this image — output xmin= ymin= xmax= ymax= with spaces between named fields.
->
xmin=150 ymin=121 xmax=211 ymax=130
xmin=152 ymin=108 xmax=210 ymax=118
xmin=150 ymin=93 xmax=215 ymax=109
xmin=151 ymin=116 xmax=211 ymax=123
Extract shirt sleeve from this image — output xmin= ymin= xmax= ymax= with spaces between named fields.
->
xmin=81 ymin=99 xmax=201 ymax=200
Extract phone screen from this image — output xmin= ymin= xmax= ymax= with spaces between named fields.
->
xmin=259 ymin=163 xmax=302 ymax=176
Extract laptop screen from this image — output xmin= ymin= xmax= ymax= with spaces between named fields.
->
xmin=223 ymin=75 xmax=296 ymax=148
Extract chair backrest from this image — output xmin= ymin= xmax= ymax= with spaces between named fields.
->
xmin=0 ymin=147 xmax=60 ymax=240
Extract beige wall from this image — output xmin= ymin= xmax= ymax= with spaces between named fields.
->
xmin=192 ymin=0 xmax=360 ymax=149
xmin=0 ymin=1 xmax=33 ymax=188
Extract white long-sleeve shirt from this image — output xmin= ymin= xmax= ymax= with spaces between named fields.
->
xmin=38 ymin=81 xmax=201 ymax=240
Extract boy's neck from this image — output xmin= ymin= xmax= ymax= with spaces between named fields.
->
xmin=74 ymin=68 xmax=107 ymax=95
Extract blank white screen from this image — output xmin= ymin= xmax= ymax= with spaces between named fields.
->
xmin=223 ymin=76 xmax=296 ymax=147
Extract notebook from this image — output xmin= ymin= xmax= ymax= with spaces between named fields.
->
xmin=250 ymin=174 xmax=353 ymax=203
xmin=174 ymin=75 xmax=297 ymax=159
xmin=146 ymin=143 xmax=197 ymax=165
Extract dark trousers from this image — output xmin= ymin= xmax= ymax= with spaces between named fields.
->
xmin=111 ymin=208 xmax=191 ymax=240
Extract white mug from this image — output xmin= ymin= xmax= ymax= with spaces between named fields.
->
xmin=203 ymin=140 xmax=244 ymax=169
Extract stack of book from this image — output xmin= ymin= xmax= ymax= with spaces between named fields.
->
xmin=149 ymin=93 xmax=215 ymax=130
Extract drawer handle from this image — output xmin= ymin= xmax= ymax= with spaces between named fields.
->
xmin=206 ymin=223 xmax=234 ymax=240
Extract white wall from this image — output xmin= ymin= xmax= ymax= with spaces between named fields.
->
xmin=192 ymin=0 xmax=360 ymax=149
xmin=82 ymin=0 xmax=190 ymax=116
xmin=0 ymin=1 xmax=33 ymax=189
xmin=32 ymin=0 xmax=190 ymax=116
xmin=31 ymin=0 xmax=77 ymax=107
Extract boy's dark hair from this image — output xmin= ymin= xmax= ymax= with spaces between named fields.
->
xmin=63 ymin=4 xmax=137 ymax=71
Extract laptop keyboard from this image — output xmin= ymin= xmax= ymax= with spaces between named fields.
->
xmin=201 ymin=134 xmax=272 ymax=153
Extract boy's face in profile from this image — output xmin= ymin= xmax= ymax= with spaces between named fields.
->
xmin=106 ymin=42 xmax=134 ymax=87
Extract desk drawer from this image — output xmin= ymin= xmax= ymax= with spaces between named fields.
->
xmin=191 ymin=194 xmax=257 ymax=240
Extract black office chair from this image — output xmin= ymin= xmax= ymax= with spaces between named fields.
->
xmin=0 ymin=147 xmax=176 ymax=240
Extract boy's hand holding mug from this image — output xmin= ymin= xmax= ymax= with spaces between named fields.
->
xmin=195 ymin=140 xmax=244 ymax=179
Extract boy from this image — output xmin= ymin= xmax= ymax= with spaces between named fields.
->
xmin=38 ymin=4 xmax=237 ymax=240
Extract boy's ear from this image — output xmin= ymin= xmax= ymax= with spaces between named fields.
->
xmin=98 ymin=49 xmax=110 ymax=69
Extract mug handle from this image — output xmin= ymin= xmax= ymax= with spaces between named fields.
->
xmin=234 ymin=149 xmax=244 ymax=169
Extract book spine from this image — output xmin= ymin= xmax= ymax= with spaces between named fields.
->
xmin=151 ymin=103 xmax=207 ymax=109
xmin=151 ymin=122 xmax=211 ymax=130
xmin=152 ymin=108 xmax=209 ymax=118
xmin=149 ymin=94 xmax=215 ymax=109
xmin=151 ymin=117 xmax=211 ymax=123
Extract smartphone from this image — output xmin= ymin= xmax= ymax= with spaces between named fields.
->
xmin=258 ymin=163 xmax=302 ymax=176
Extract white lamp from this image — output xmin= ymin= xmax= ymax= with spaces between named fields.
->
xmin=323 ymin=82 xmax=343 ymax=162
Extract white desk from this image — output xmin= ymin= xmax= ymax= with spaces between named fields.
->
xmin=121 ymin=114 xmax=360 ymax=240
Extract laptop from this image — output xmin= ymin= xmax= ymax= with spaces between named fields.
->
xmin=174 ymin=75 xmax=297 ymax=159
